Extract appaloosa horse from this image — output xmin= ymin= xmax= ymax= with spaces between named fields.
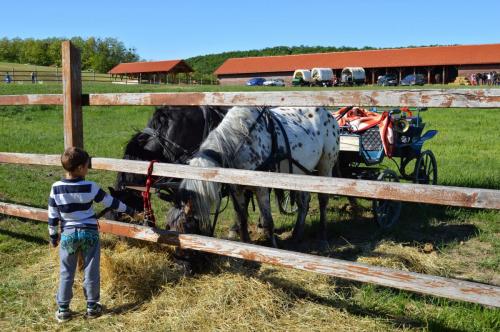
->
xmin=167 ymin=106 xmax=340 ymax=247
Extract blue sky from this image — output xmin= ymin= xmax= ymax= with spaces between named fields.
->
xmin=2 ymin=0 xmax=499 ymax=60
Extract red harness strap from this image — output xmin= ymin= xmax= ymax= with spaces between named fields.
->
xmin=142 ymin=160 xmax=157 ymax=227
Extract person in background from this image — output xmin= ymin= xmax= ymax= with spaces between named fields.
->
xmin=4 ymin=72 xmax=12 ymax=83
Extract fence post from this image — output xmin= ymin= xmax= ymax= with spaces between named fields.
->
xmin=61 ymin=41 xmax=83 ymax=149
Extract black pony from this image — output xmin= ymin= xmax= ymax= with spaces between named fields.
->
xmin=109 ymin=106 xmax=228 ymax=218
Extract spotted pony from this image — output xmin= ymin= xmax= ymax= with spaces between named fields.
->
xmin=167 ymin=106 xmax=340 ymax=247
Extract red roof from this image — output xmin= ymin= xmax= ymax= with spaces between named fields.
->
xmin=108 ymin=60 xmax=192 ymax=74
xmin=214 ymin=43 xmax=500 ymax=75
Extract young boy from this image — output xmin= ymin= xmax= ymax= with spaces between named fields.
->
xmin=48 ymin=147 xmax=135 ymax=322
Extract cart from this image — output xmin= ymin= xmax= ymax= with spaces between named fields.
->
xmin=335 ymin=106 xmax=438 ymax=229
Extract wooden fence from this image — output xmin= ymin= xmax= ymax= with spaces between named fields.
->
xmin=1 ymin=41 xmax=499 ymax=307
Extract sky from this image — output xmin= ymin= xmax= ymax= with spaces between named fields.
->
xmin=2 ymin=0 xmax=499 ymax=60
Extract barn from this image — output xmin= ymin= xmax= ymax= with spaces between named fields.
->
xmin=108 ymin=59 xmax=193 ymax=84
xmin=214 ymin=43 xmax=500 ymax=85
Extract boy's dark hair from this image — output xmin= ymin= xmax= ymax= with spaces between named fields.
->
xmin=61 ymin=147 xmax=90 ymax=172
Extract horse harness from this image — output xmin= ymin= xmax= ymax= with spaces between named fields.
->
xmin=201 ymin=107 xmax=313 ymax=236
xmin=138 ymin=107 xmax=225 ymax=227
xmin=203 ymin=107 xmax=313 ymax=175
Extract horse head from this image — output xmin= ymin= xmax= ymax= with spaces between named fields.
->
xmin=108 ymin=186 xmax=144 ymax=213
xmin=167 ymin=189 xmax=203 ymax=234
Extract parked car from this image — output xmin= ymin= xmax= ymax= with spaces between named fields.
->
xmin=246 ymin=77 xmax=266 ymax=86
xmin=400 ymin=74 xmax=426 ymax=86
xmin=377 ymin=74 xmax=398 ymax=86
xmin=263 ymin=78 xmax=285 ymax=86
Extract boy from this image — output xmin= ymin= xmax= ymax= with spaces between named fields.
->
xmin=48 ymin=147 xmax=135 ymax=322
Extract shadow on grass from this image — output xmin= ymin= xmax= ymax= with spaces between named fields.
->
xmin=0 ymin=227 xmax=47 ymax=245
xmin=271 ymin=199 xmax=480 ymax=262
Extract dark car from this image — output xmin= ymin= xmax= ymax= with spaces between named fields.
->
xmin=400 ymin=74 xmax=426 ymax=86
xmin=246 ymin=77 xmax=266 ymax=86
xmin=377 ymin=74 xmax=398 ymax=86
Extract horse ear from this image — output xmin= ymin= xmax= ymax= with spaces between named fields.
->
xmin=183 ymin=199 xmax=193 ymax=216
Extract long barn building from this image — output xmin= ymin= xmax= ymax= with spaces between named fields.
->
xmin=214 ymin=43 xmax=500 ymax=85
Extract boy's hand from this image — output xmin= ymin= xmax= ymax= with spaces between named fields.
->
xmin=49 ymin=234 xmax=59 ymax=247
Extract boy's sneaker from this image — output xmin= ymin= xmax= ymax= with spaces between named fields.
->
xmin=55 ymin=308 xmax=72 ymax=323
xmin=85 ymin=303 xmax=103 ymax=319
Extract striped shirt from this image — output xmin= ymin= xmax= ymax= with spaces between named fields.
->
xmin=48 ymin=177 xmax=133 ymax=236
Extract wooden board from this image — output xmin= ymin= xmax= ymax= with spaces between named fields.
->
xmin=1 ymin=89 xmax=500 ymax=108
xmin=0 ymin=200 xmax=499 ymax=308
xmin=0 ymin=152 xmax=499 ymax=210
xmin=61 ymin=41 xmax=83 ymax=149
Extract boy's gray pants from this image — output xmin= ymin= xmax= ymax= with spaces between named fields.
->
xmin=56 ymin=228 xmax=100 ymax=307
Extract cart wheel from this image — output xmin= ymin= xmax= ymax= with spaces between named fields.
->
xmin=372 ymin=169 xmax=402 ymax=229
xmin=275 ymin=189 xmax=298 ymax=215
xmin=414 ymin=150 xmax=437 ymax=184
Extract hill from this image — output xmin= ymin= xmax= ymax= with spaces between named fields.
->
xmin=185 ymin=45 xmax=377 ymax=74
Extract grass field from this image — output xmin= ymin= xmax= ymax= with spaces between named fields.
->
xmin=0 ymin=83 xmax=499 ymax=331
xmin=0 ymin=62 xmax=111 ymax=83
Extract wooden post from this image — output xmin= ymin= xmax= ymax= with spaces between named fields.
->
xmin=399 ymin=68 xmax=402 ymax=82
xmin=371 ymin=69 xmax=375 ymax=85
xmin=427 ymin=67 xmax=431 ymax=84
xmin=61 ymin=41 xmax=83 ymax=149
xmin=443 ymin=66 xmax=446 ymax=84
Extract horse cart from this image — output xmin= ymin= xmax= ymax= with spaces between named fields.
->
xmin=333 ymin=106 xmax=438 ymax=228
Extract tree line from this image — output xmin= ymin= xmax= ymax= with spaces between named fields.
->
xmin=0 ymin=37 xmax=139 ymax=73
xmin=0 ymin=37 xmax=452 ymax=76
xmin=185 ymin=45 xmax=377 ymax=74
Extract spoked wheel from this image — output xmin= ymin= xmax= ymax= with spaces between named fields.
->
xmin=372 ymin=169 xmax=402 ymax=230
xmin=414 ymin=150 xmax=437 ymax=184
xmin=275 ymin=189 xmax=298 ymax=215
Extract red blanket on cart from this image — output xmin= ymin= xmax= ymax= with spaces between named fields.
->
xmin=333 ymin=107 xmax=394 ymax=157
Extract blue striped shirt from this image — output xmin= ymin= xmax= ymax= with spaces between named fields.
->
xmin=48 ymin=177 xmax=132 ymax=235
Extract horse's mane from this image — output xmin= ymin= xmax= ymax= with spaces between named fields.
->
xmin=178 ymin=106 xmax=261 ymax=234
xmin=116 ymin=106 xmax=228 ymax=190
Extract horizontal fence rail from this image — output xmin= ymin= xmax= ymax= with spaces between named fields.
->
xmin=1 ymin=89 xmax=500 ymax=107
xmin=0 ymin=152 xmax=499 ymax=209
xmin=0 ymin=94 xmax=63 ymax=105
xmin=1 ymin=201 xmax=499 ymax=308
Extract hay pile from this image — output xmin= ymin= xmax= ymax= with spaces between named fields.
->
xmin=356 ymin=241 xmax=449 ymax=275
xmin=15 ymin=235 xmax=396 ymax=331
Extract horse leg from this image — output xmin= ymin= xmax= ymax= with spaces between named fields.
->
xmin=318 ymin=193 xmax=330 ymax=247
xmin=254 ymin=187 xmax=277 ymax=248
xmin=228 ymin=190 xmax=253 ymax=239
xmin=291 ymin=191 xmax=310 ymax=244
xmin=228 ymin=187 xmax=251 ymax=242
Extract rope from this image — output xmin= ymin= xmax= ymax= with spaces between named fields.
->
xmin=142 ymin=160 xmax=157 ymax=227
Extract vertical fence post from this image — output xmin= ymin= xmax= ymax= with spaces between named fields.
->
xmin=61 ymin=41 xmax=83 ymax=149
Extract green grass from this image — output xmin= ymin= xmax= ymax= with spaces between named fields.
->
xmin=0 ymin=84 xmax=499 ymax=331
xmin=0 ymin=61 xmax=111 ymax=82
